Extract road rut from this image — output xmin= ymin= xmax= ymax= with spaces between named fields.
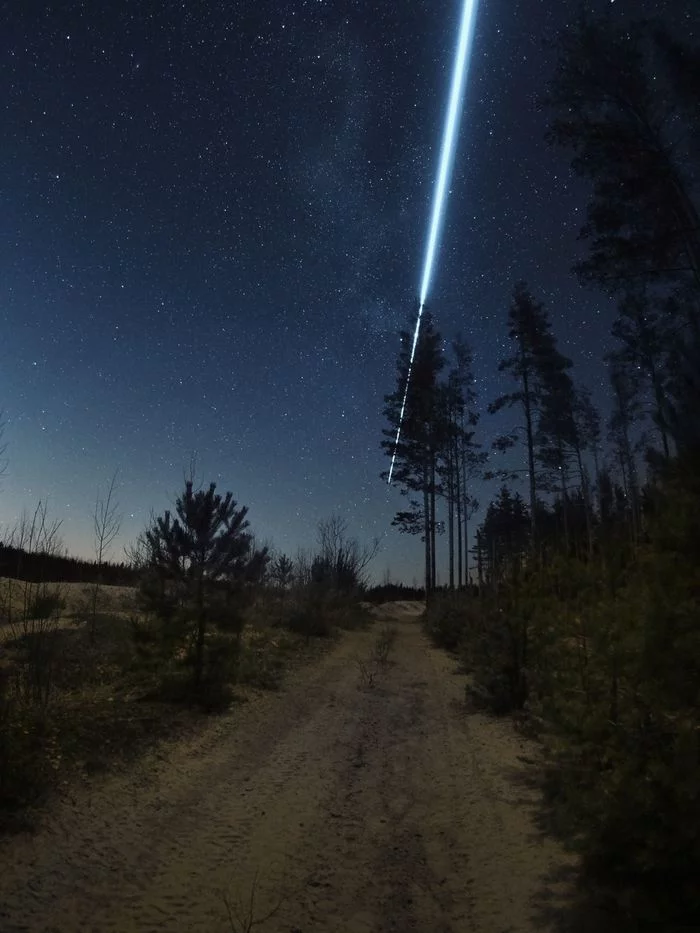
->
xmin=0 ymin=602 xmax=575 ymax=932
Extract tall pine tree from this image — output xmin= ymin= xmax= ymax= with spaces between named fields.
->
xmin=490 ymin=282 xmax=556 ymax=544
xmin=382 ymin=307 xmax=445 ymax=594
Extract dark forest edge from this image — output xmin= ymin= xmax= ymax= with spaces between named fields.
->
xmin=384 ymin=11 xmax=700 ymax=931
xmin=0 ymin=546 xmax=137 ymax=587
xmin=423 ymin=452 xmax=700 ymax=929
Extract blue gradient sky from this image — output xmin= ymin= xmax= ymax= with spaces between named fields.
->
xmin=1 ymin=0 xmax=694 ymax=584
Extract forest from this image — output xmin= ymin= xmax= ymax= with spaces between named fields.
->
xmin=382 ymin=13 xmax=700 ymax=928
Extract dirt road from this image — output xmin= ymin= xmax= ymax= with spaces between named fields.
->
xmin=0 ymin=603 xmax=576 ymax=933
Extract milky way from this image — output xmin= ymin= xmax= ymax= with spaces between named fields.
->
xmin=1 ymin=0 xmax=694 ymax=584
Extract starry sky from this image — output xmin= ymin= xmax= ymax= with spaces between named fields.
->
xmin=1 ymin=0 xmax=696 ymax=584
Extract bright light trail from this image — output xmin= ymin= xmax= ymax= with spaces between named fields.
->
xmin=388 ymin=0 xmax=479 ymax=485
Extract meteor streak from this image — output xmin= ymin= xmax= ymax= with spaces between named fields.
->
xmin=388 ymin=0 xmax=479 ymax=485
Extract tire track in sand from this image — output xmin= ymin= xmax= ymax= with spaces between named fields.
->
xmin=0 ymin=602 xmax=577 ymax=933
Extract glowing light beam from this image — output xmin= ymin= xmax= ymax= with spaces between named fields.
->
xmin=388 ymin=0 xmax=479 ymax=485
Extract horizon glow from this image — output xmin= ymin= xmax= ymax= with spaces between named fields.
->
xmin=388 ymin=0 xmax=479 ymax=485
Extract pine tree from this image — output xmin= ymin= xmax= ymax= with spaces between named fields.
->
xmin=270 ymin=553 xmax=294 ymax=588
xmin=574 ymin=387 xmax=603 ymax=527
xmin=382 ymin=307 xmax=445 ymax=594
xmin=651 ymin=26 xmax=700 ymax=163
xmin=659 ymin=339 xmax=700 ymax=455
xmin=489 ymin=282 xmax=555 ymax=543
xmin=608 ymin=366 xmax=642 ymax=543
xmin=438 ymin=336 xmax=484 ymax=589
xmin=546 ymin=13 xmax=700 ymax=311
xmin=144 ymin=480 xmax=268 ymax=690
xmin=477 ymin=486 xmax=530 ymax=586
xmin=609 ymin=287 xmax=673 ymax=459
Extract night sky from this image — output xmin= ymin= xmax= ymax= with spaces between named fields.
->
xmin=1 ymin=0 xmax=696 ymax=584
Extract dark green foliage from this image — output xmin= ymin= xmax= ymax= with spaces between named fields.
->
xmin=275 ymin=587 xmax=370 ymax=641
xmin=386 ymin=11 xmax=700 ymax=927
xmin=236 ymin=629 xmax=297 ymax=691
xmin=270 ymin=553 xmax=294 ymax=588
xmin=546 ymin=13 xmax=700 ymax=297
xmin=27 ymin=592 xmax=66 ymax=621
xmin=425 ymin=591 xmax=531 ymax=714
xmin=489 ymin=282 xmax=582 ymax=544
xmin=382 ymin=308 xmax=446 ymax=593
xmin=660 ymin=339 xmax=700 ymax=455
xmin=0 ymin=668 xmax=52 ymax=817
xmin=136 ymin=480 xmax=269 ymax=704
xmin=478 ymin=487 xmax=531 ymax=585
xmin=364 ymin=583 xmax=425 ymax=603
xmin=427 ymin=461 xmax=700 ymax=926
xmin=383 ymin=314 xmax=484 ymax=593
xmin=0 ymin=543 xmax=137 ymax=586
xmin=310 ymin=553 xmax=358 ymax=592
xmin=278 ymin=600 xmax=331 ymax=640
xmin=423 ymin=594 xmax=466 ymax=653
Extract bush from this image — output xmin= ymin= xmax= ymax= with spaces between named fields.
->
xmin=424 ymin=592 xmax=530 ymax=713
xmin=237 ymin=630 xmax=292 ymax=691
xmin=423 ymin=594 xmax=467 ymax=651
xmin=513 ymin=461 xmax=700 ymax=927
xmin=374 ymin=623 xmax=397 ymax=667
xmin=280 ymin=602 xmax=331 ymax=639
xmin=0 ymin=667 xmax=52 ymax=816
xmin=204 ymin=633 xmax=241 ymax=689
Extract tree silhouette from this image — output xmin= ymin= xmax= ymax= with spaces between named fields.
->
xmin=270 ymin=553 xmax=294 ymax=589
xmin=489 ymin=282 xmax=559 ymax=543
xmin=546 ymin=13 xmax=700 ymax=315
xmin=438 ymin=336 xmax=485 ymax=589
xmin=144 ymin=480 xmax=268 ymax=690
xmin=476 ymin=486 xmax=531 ymax=586
xmin=382 ymin=306 xmax=445 ymax=593
xmin=608 ymin=287 xmax=673 ymax=459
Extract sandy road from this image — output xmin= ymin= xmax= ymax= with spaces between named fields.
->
xmin=0 ymin=603 xmax=575 ymax=933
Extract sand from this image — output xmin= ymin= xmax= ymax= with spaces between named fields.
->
xmin=0 ymin=602 xmax=578 ymax=933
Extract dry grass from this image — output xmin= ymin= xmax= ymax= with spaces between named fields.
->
xmin=0 ymin=580 xmax=334 ymax=827
xmin=0 ymin=579 xmax=137 ymax=643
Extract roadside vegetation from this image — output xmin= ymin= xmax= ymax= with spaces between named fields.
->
xmin=423 ymin=452 xmax=700 ymax=930
xmin=384 ymin=14 xmax=700 ymax=931
xmin=0 ymin=479 xmax=377 ymax=830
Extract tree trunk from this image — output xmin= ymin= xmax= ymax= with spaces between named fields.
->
xmin=575 ymin=443 xmax=594 ymax=558
xmin=423 ymin=479 xmax=431 ymax=597
xmin=463 ymin=507 xmax=469 ymax=588
xmin=430 ymin=456 xmax=437 ymax=591
xmin=650 ymin=359 xmax=670 ymax=459
xmin=448 ymin=462 xmax=455 ymax=590
xmin=592 ymin=444 xmax=601 ymax=515
xmin=668 ymin=166 xmax=700 ymax=303
xmin=521 ymin=361 xmax=537 ymax=543
xmin=194 ymin=568 xmax=206 ymax=689
xmin=476 ymin=530 xmax=483 ymax=593
xmin=456 ymin=445 xmax=463 ymax=588
xmin=559 ymin=458 xmax=570 ymax=556
xmin=463 ymin=445 xmax=470 ymax=587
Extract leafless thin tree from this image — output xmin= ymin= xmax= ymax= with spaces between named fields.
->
xmin=91 ymin=470 xmax=122 ymax=640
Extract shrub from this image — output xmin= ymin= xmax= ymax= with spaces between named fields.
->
xmin=0 ymin=666 xmax=52 ymax=815
xmin=374 ymin=623 xmax=397 ymax=667
xmin=423 ymin=595 xmax=467 ymax=651
xmin=237 ymin=632 xmax=289 ymax=691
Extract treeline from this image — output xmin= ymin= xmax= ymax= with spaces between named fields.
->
xmin=0 ymin=544 xmax=137 ymax=587
xmin=387 ymin=12 xmax=700 ymax=929
xmin=364 ymin=583 xmax=425 ymax=603
xmin=1 ymin=477 xmax=378 ymax=812
xmin=384 ymin=13 xmax=700 ymax=594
